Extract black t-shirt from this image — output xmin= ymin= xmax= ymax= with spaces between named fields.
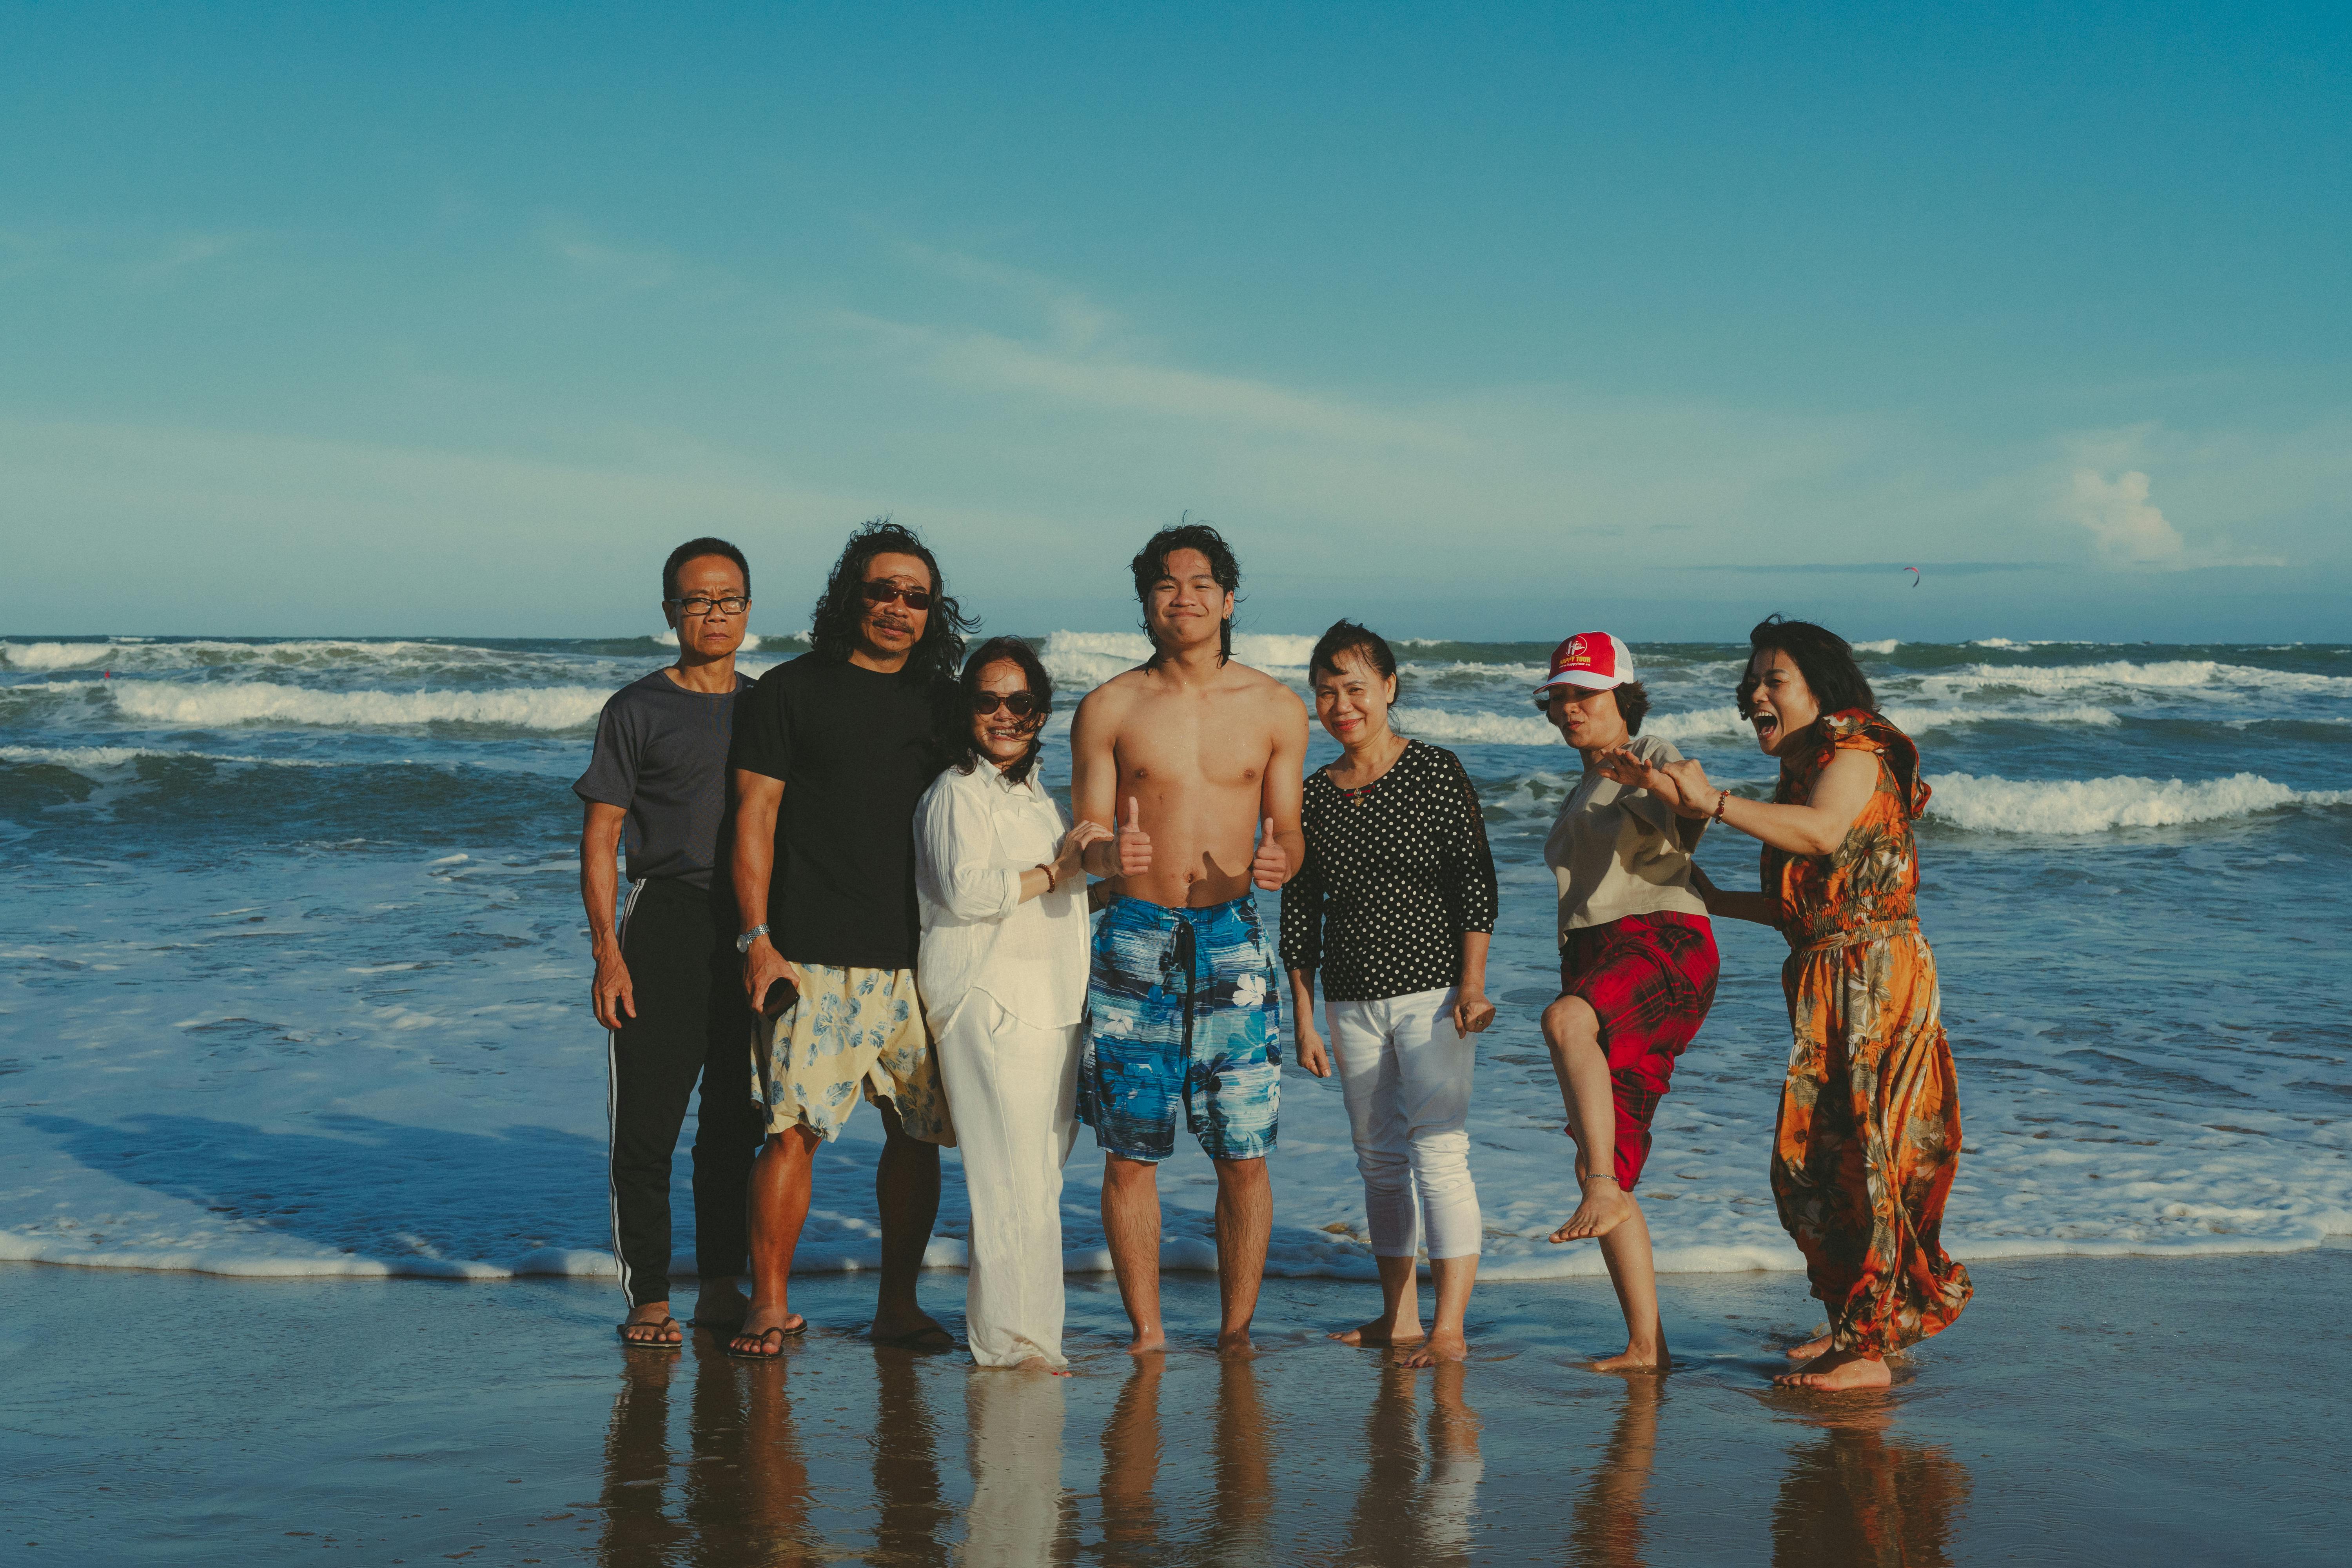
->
xmin=728 ymin=653 xmax=940 ymax=969
xmin=573 ymin=670 xmax=750 ymax=890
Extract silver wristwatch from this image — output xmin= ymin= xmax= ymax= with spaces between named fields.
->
xmin=735 ymin=924 xmax=770 ymax=955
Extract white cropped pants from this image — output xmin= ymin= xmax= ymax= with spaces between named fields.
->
xmin=936 ymin=991 xmax=1080 ymax=1368
xmin=1326 ymin=986 xmax=1483 ymax=1261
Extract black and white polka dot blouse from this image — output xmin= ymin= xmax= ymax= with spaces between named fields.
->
xmin=1279 ymin=740 xmax=1500 ymax=1002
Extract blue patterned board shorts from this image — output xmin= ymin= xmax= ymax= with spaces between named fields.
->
xmin=1079 ymin=894 xmax=1283 ymax=1163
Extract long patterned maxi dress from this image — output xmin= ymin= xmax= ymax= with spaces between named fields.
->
xmin=1764 ymin=710 xmax=1971 ymax=1354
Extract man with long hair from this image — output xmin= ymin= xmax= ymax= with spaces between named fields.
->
xmin=725 ymin=519 xmax=975 ymax=1357
xmin=1070 ymin=521 xmax=1309 ymax=1354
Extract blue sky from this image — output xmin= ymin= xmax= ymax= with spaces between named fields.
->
xmin=4 ymin=2 xmax=2347 ymax=641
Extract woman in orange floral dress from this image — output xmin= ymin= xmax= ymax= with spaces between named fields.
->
xmin=1597 ymin=616 xmax=1971 ymax=1390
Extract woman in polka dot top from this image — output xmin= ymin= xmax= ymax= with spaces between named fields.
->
xmin=1282 ymin=619 xmax=1499 ymax=1367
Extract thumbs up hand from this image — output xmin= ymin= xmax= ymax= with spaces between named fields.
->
xmin=1251 ymin=816 xmax=1290 ymax=890
xmin=1118 ymin=795 xmax=1154 ymax=877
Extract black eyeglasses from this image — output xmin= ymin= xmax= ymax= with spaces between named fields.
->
xmin=666 ymin=595 xmax=750 ymax=617
xmin=862 ymin=581 xmax=934 ymax=611
xmin=971 ymin=690 xmax=1044 ymax=718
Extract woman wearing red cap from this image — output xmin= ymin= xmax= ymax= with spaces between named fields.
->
xmin=1597 ymin=616 xmax=1970 ymax=1391
xmin=1534 ymin=630 xmax=1719 ymax=1373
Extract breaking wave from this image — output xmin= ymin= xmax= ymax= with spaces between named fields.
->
xmin=1926 ymin=771 xmax=2352 ymax=834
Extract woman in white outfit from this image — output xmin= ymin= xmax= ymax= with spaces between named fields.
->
xmin=1284 ymin=620 xmax=1500 ymax=1366
xmin=915 ymin=636 xmax=1108 ymax=1372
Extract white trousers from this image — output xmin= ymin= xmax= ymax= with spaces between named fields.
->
xmin=1326 ymin=986 xmax=1483 ymax=1260
xmin=936 ymin=991 xmax=1080 ymax=1368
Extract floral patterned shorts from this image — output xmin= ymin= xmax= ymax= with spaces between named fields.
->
xmin=752 ymin=964 xmax=955 ymax=1147
xmin=1078 ymin=895 xmax=1282 ymax=1162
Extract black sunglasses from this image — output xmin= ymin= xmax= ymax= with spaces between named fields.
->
xmin=862 ymin=581 xmax=934 ymax=611
xmin=971 ymin=690 xmax=1044 ymax=719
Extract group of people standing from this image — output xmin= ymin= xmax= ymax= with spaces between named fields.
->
xmin=577 ymin=517 xmax=1971 ymax=1393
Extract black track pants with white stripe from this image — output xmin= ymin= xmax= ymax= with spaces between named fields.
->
xmin=608 ymin=876 xmax=762 ymax=1308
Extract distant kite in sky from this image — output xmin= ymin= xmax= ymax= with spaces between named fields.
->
xmin=1904 ymin=565 xmax=1921 ymax=588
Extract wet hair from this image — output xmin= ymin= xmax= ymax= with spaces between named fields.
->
xmin=939 ymin=636 xmax=1053 ymax=786
xmin=808 ymin=518 xmax=976 ymax=686
xmin=1307 ymin=619 xmax=1397 ymax=687
xmin=1131 ymin=520 xmax=1240 ymax=665
xmin=662 ymin=537 xmax=749 ymax=601
xmin=1737 ymin=615 xmax=1878 ymax=722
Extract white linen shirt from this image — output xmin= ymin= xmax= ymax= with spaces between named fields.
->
xmin=913 ymin=760 xmax=1091 ymax=1030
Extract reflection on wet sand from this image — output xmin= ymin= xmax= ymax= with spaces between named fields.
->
xmin=1566 ymin=1377 xmax=1661 ymax=1567
xmin=965 ymin=1370 xmax=1070 ymax=1565
xmin=598 ymin=1339 xmax=826 ymax=1568
xmin=1098 ymin=1357 xmax=1165 ymax=1567
xmin=1771 ymin=1405 xmax=1970 ymax=1568
xmin=872 ymin=1348 xmax=954 ymax=1567
xmin=1343 ymin=1361 xmax=1486 ymax=1565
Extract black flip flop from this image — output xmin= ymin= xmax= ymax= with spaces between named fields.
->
xmin=724 ymin=1318 xmax=809 ymax=1360
xmin=616 ymin=1316 xmax=684 ymax=1350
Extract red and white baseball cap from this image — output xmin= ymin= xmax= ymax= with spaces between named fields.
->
xmin=1535 ymin=632 xmax=1635 ymax=697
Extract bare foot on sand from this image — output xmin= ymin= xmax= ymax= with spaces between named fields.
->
xmin=1550 ymin=1177 xmax=1636 ymax=1242
xmin=1784 ymin=1331 xmax=1833 ymax=1362
xmin=1330 ymin=1317 xmax=1425 ymax=1349
xmin=1397 ymin=1328 xmax=1468 ymax=1368
xmin=1216 ymin=1329 xmax=1256 ymax=1358
xmin=871 ymin=1309 xmax=957 ymax=1352
xmin=1010 ymin=1356 xmax=1073 ymax=1377
xmin=1774 ymin=1348 xmax=1891 ymax=1391
xmin=1588 ymin=1345 xmax=1668 ymax=1374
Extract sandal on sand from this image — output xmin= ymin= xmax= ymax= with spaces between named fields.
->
xmin=725 ymin=1318 xmax=808 ymax=1360
xmin=617 ymin=1316 xmax=684 ymax=1350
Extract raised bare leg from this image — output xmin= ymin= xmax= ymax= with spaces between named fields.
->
xmin=871 ymin=1099 xmax=950 ymax=1348
xmin=1102 ymin=1154 xmax=1165 ymax=1353
xmin=1330 ymin=1252 xmax=1425 ymax=1348
xmin=1543 ymin=995 xmax=1635 ymax=1240
xmin=1588 ymin=1203 xmax=1668 ymax=1372
xmin=730 ymin=1127 xmax=817 ymax=1357
xmin=1397 ymin=1254 xmax=1478 ymax=1366
xmin=1775 ymin=1347 xmax=1891 ymax=1390
xmin=1212 ymin=1156 xmax=1271 ymax=1354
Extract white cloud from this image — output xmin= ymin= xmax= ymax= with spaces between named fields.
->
xmin=2065 ymin=466 xmax=2185 ymax=565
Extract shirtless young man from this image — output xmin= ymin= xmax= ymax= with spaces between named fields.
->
xmin=1070 ymin=522 xmax=1308 ymax=1355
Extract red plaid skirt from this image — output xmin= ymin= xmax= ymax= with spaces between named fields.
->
xmin=1559 ymin=911 xmax=1719 ymax=1190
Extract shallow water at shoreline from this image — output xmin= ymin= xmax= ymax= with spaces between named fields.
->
xmin=4 ymin=1250 xmax=2346 ymax=1564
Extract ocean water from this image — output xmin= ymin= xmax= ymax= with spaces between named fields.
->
xmin=2 ymin=630 xmax=2347 ymax=1288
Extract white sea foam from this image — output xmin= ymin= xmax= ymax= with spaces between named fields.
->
xmin=0 ymin=745 xmax=373 ymax=774
xmin=1851 ymin=639 xmax=1900 ymax=654
xmin=1927 ymin=771 xmax=2352 ymax=833
xmin=1394 ymin=701 xmax=2123 ymax=749
xmin=0 ymin=641 xmax=117 ymax=670
xmin=1924 ymin=659 xmax=2352 ymax=699
xmin=109 ymin=681 xmax=612 ymax=731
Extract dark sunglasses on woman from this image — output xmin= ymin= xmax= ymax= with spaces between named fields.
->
xmin=971 ymin=690 xmax=1044 ymax=718
xmin=862 ymin=581 xmax=935 ymax=610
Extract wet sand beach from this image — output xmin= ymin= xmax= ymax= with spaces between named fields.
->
xmin=4 ymin=1249 xmax=2345 ymax=1565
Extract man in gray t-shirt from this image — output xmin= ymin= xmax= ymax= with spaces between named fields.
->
xmin=573 ymin=537 xmax=765 ymax=1348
